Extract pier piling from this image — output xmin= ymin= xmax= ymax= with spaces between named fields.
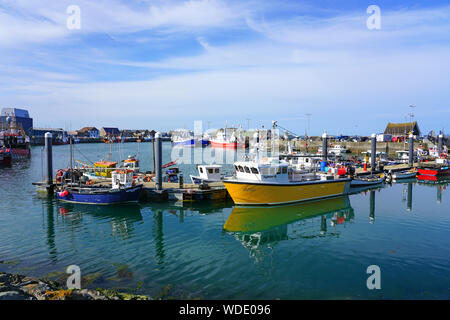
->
xmin=322 ymin=132 xmax=328 ymax=161
xmin=155 ymin=132 xmax=162 ymax=190
xmin=371 ymin=133 xmax=376 ymax=172
xmin=45 ymin=132 xmax=53 ymax=187
xmin=408 ymin=134 xmax=414 ymax=166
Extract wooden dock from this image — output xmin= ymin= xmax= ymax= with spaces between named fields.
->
xmin=140 ymin=181 xmax=228 ymax=202
xmin=32 ymin=179 xmax=229 ymax=203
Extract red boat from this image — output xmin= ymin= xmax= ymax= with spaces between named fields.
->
xmin=210 ymin=130 xmax=245 ymax=149
xmin=417 ymin=167 xmax=450 ymax=176
xmin=210 ymin=140 xmax=245 ymax=149
xmin=417 ymin=157 xmax=450 ymax=180
xmin=0 ymin=128 xmax=31 ymax=160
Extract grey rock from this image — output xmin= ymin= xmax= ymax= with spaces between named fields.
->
xmin=0 ymin=290 xmax=35 ymax=300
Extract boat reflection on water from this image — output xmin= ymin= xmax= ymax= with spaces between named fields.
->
xmin=349 ymin=183 xmax=385 ymax=195
xmin=57 ymin=202 xmax=143 ymax=239
xmin=417 ymin=177 xmax=449 ymax=204
xmin=223 ymin=196 xmax=354 ymax=260
xmin=144 ymin=200 xmax=234 ymax=222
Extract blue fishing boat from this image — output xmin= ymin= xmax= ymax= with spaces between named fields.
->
xmin=172 ymin=138 xmax=195 ymax=146
xmin=56 ymin=169 xmax=143 ymax=205
xmin=171 ymin=129 xmax=195 ymax=147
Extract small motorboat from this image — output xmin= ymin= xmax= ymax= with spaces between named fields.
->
xmin=386 ymin=170 xmax=416 ymax=182
xmin=190 ymin=164 xmax=224 ymax=184
xmin=350 ymin=174 xmax=385 ymax=187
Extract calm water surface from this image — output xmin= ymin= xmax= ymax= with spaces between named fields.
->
xmin=0 ymin=142 xmax=449 ymax=299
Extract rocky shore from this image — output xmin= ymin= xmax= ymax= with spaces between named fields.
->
xmin=0 ymin=272 xmax=149 ymax=300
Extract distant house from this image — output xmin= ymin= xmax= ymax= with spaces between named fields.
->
xmin=120 ymin=129 xmax=135 ymax=138
xmin=384 ymin=122 xmax=421 ymax=137
xmin=100 ymin=127 xmax=120 ymax=137
xmin=77 ymin=126 xmax=99 ymax=139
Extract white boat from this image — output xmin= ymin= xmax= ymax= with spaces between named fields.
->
xmin=190 ymin=164 xmax=224 ymax=184
xmin=389 ymin=170 xmax=416 ymax=180
xmin=319 ymin=144 xmax=349 ymax=156
xmin=361 ymin=150 xmax=390 ymax=164
xmin=350 ymin=174 xmax=385 ymax=187
xmin=429 ymin=146 xmax=448 ymax=158
xmin=171 ymin=130 xmax=195 ymax=147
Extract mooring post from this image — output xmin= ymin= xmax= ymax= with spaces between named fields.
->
xmin=408 ymin=133 xmax=414 ymax=166
xmin=438 ymin=133 xmax=443 ymax=155
xmin=45 ymin=132 xmax=53 ymax=187
xmin=322 ymin=132 xmax=327 ymax=161
xmin=370 ymin=133 xmax=376 ymax=172
xmin=155 ymin=132 xmax=162 ymax=190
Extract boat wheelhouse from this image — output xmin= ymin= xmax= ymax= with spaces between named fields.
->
xmin=93 ymin=161 xmax=118 ymax=178
xmin=122 ymin=155 xmax=139 ymax=173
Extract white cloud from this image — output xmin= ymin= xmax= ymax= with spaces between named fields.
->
xmin=0 ymin=0 xmax=252 ymax=46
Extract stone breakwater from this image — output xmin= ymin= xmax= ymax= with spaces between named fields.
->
xmin=0 ymin=272 xmax=149 ymax=300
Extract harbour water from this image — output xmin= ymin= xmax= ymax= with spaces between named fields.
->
xmin=0 ymin=142 xmax=449 ymax=299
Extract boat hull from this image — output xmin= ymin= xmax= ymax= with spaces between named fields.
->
xmin=0 ymin=153 xmax=12 ymax=165
xmin=391 ymin=172 xmax=416 ymax=179
xmin=223 ymin=179 xmax=350 ymax=205
xmin=173 ymin=139 xmax=195 ymax=147
xmin=210 ymin=140 xmax=244 ymax=149
xmin=417 ymin=167 xmax=450 ymax=177
xmin=56 ymin=185 xmax=143 ymax=205
xmin=10 ymin=147 xmax=31 ymax=159
xmin=350 ymin=178 xmax=384 ymax=187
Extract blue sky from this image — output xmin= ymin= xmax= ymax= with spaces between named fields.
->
xmin=1 ymin=0 xmax=449 ymax=135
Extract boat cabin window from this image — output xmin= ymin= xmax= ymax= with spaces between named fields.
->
xmin=238 ymin=165 xmax=244 ymax=172
xmin=215 ymin=168 xmax=220 ymax=173
xmin=277 ymin=167 xmax=281 ymax=174
xmin=200 ymin=167 xmax=204 ymax=173
xmin=261 ymin=168 xmax=269 ymax=175
xmin=244 ymin=166 xmax=251 ymax=173
xmin=282 ymin=167 xmax=287 ymax=174
xmin=208 ymin=168 xmax=214 ymax=174
xmin=251 ymin=167 xmax=259 ymax=174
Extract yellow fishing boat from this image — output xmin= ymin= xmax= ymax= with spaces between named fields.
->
xmin=223 ymin=158 xmax=351 ymax=205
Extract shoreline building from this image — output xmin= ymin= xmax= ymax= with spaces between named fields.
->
xmin=384 ymin=122 xmax=421 ymax=137
xmin=0 ymin=108 xmax=33 ymax=137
